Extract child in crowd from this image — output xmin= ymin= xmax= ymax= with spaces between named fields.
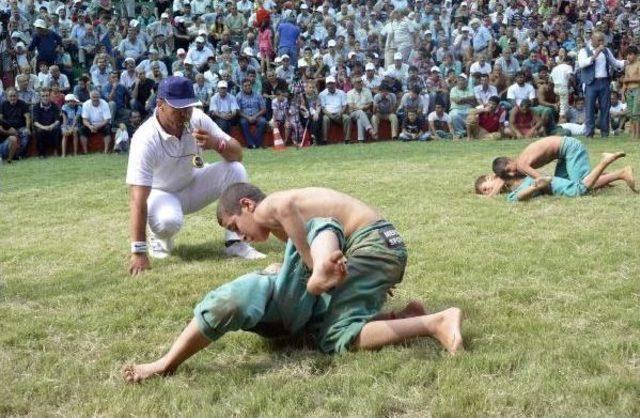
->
xmin=61 ymin=94 xmax=85 ymax=156
xmin=609 ymin=91 xmax=627 ymax=135
xmin=550 ymin=53 xmax=573 ymax=123
xmin=123 ymin=184 xmax=463 ymax=383
xmin=622 ymin=46 xmax=640 ymax=139
xmin=258 ymin=20 xmax=273 ymax=74
xmin=427 ymin=101 xmax=455 ymax=140
xmin=399 ymin=110 xmax=429 ymax=141
xmin=270 ymin=88 xmax=294 ymax=145
xmin=114 ymin=123 xmax=130 ymax=153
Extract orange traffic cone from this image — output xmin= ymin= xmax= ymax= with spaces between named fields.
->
xmin=272 ymin=125 xmax=286 ymax=151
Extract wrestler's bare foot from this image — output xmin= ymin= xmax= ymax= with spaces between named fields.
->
xmin=621 ymin=166 xmax=638 ymax=192
xmin=123 ymin=359 xmax=173 ymax=383
xmin=430 ymin=308 xmax=464 ymax=354
xmin=602 ymin=152 xmax=626 ymax=165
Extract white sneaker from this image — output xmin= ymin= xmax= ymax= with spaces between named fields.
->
xmin=224 ymin=241 xmax=266 ymax=260
xmin=148 ymin=234 xmax=174 ymax=259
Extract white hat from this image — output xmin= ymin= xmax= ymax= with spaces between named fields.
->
xmin=462 ymin=26 xmax=471 ymax=32
xmin=274 ymin=56 xmax=282 ymax=64
xmin=175 ymin=16 xmax=185 ymax=23
xmin=425 ymin=29 xmax=432 ymax=35
xmin=177 ymin=48 xmax=186 ymax=55
xmin=365 ymin=63 xmax=376 ymax=71
xmin=430 ymin=66 xmax=441 ymax=72
xmin=327 ymin=39 xmax=336 ymax=47
xmin=15 ymin=41 xmax=25 ymax=49
xmin=458 ymin=73 xmax=468 ymax=79
xmin=300 ymin=3 xmax=308 ymax=9
xmin=174 ymin=71 xmax=185 ymax=77
xmin=281 ymin=54 xmax=290 ymax=60
xmin=243 ymin=47 xmax=254 ymax=57
xmin=161 ymin=12 xmax=169 ymax=18
xmin=217 ymin=80 xmax=228 ymax=88
xmin=198 ymin=29 xmax=207 ymax=35
xmin=11 ymin=31 xmax=23 ymax=39
xmin=195 ymin=36 xmax=205 ymax=43
xmin=33 ymin=19 xmax=48 ymax=29
xmin=325 ymin=75 xmax=336 ymax=83
xmin=123 ymin=57 xmax=135 ymax=65
xmin=56 ymin=5 xmax=65 ymax=13
xmin=348 ymin=51 xmax=356 ymax=58
xmin=298 ymin=59 xmax=308 ymax=67
xmin=393 ymin=52 xmax=402 ymax=60
xmin=130 ymin=19 xmax=139 ymax=28
xmin=384 ymin=69 xmax=395 ymax=77
xmin=460 ymin=1 xmax=468 ymax=5
xmin=64 ymin=93 xmax=79 ymax=102
xmin=470 ymin=18 xmax=481 ymax=25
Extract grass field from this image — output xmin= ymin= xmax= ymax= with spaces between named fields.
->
xmin=1 ymin=137 xmax=639 ymax=417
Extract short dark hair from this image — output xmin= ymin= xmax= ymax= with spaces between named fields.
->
xmin=216 ymin=182 xmax=266 ymax=224
xmin=488 ymin=95 xmax=500 ymax=105
xmin=474 ymin=175 xmax=488 ymax=195
xmin=627 ymin=46 xmax=638 ymax=55
xmin=492 ymin=157 xmax=511 ymax=177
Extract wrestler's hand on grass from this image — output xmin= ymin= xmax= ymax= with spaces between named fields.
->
xmin=129 ymin=253 xmax=151 ymax=276
xmin=307 ymin=250 xmax=347 ymax=295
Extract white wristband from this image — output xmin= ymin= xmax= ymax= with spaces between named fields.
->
xmin=131 ymin=241 xmax=148 ymax=254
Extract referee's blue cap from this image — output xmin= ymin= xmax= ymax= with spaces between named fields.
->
xmin=157 ymin=76 xmax=201 ymax=109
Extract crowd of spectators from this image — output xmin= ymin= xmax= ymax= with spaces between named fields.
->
xmin=1 ymin=0 xmax=639 ymax=162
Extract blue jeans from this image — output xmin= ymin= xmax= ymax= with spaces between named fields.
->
xmin=585 ymin=77 xmax=611 ymax=137
xmin=450 ymin=107 xmax=471 ymax=136
xmin=239 ymin=116 xmax=266 ymax=148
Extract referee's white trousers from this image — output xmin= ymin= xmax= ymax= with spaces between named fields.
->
xmin=147 ymin=161 xmax=247 ymax=242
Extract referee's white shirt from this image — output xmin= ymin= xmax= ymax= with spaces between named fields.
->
xmin=126 ymin=107 xmax=230 ymax=193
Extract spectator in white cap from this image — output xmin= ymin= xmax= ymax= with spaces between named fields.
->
xmin=275 ymin=54 xmax=295 ymax=84
xmin=126 ymin=76 xmax=263 ymax=276
xmin=319 ymin=75 xmax=350 ymax=144
xmin=147 ymin=12 xmax=176 ymax=49
xmin=386 ymin=52 xmax=410 ymax=87
xmin=186 ymin=36 xmax=214 ymax=71
xmin=60 ymin=94 xmax=82 ymax=157
xmin=209 ymin=80 xmax=238 ymax=134
xmin=29 ymin=18 xmax=62 ymax=66
xmin=120 ymin=57 xmax=138 ymax=91
xmin=363 ymin=62 xmax=382 ymax=93
xmin=323 ymin=39 xmax=339 ymax=68
xmin=171 ymin=48 xmax=188 ymax=74
xmin=453 ymin=26 xmax=473 ymax=62
xmin=449 ymin=73 xmax=476 ymax=137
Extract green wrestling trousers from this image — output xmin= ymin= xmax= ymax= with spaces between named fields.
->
xmin=194 ymin=218 xmax=408 ymax=354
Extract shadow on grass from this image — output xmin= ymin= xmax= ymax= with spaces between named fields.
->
xmin=174 ymin=242 xmax=226 ymax=261
xmin=174 ymin=240 xmax=284 ymax=262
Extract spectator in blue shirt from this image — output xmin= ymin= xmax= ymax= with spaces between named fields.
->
xmin=102 ymin=72 xmax=129 ymax=124
xmin=236 ymin=78 xmax=267 ymax=149
xmin=275 ymin=13 xmax=300 ymax=65
xmin=29 ymin=19 xmax=63 ymax=65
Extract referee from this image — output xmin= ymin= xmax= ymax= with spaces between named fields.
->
xmin=126 ymin=76 xmax=265 ymax=275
